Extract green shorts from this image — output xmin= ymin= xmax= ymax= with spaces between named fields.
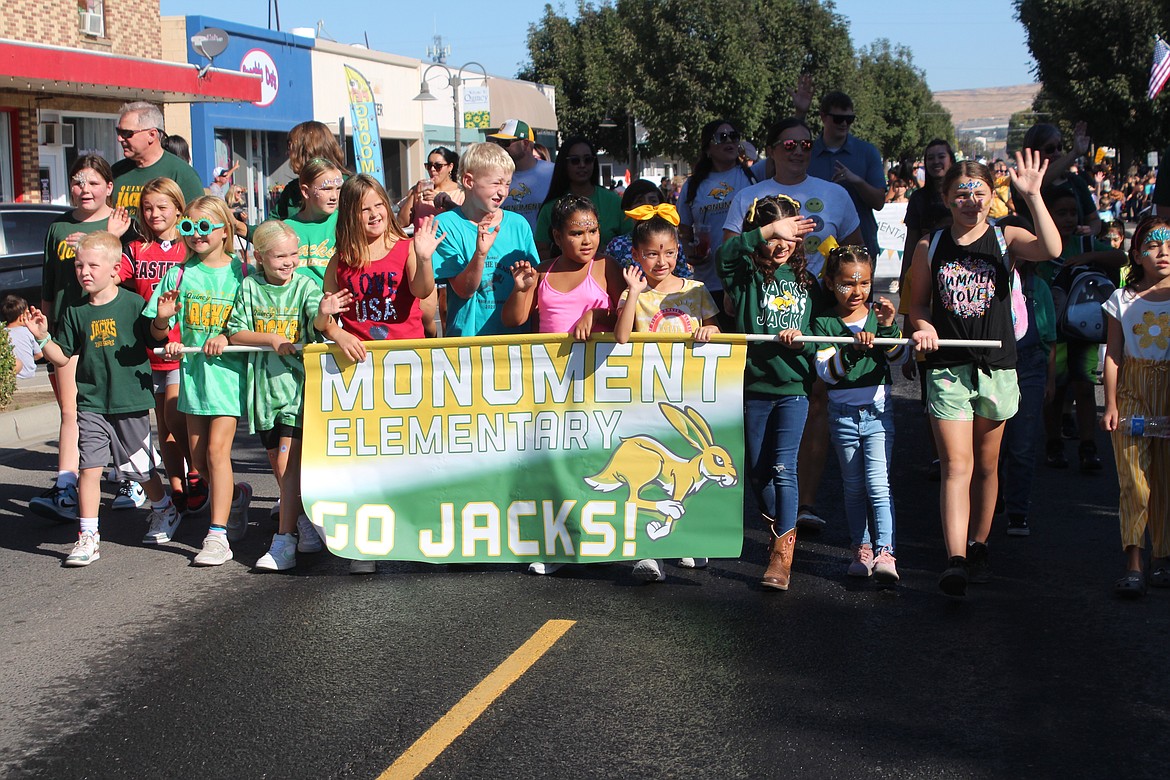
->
xmin=926 ymin=365 xmax=1020 ymax=422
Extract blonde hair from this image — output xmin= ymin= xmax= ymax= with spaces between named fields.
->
xmin=135 ymin=177 xmax=186 ymax=244
xmin=335 ymin=174 xmax=407 ymax=269
xmin=252 ymin=219 xmax=299 ymax=259
xmin=458 ymin=142 xmax=515 ymax=182
xmin=184 ymin=196 xmax=237 ymax=257
xmin=77 ymin=231 xmax=123 ymax=265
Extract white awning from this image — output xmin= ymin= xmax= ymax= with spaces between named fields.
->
xmin=487 ymin=77 xmax=557 ymax=131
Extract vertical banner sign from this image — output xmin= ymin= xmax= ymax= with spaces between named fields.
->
xmin=343 ymin=65 xmax=384 ymax=185
xmin=301 ymin=334 xmax=747 ymax=564
xmin=462 ymin=85 xmax=491 ymax=130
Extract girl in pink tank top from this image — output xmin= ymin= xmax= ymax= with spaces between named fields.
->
xmin=318 ymin=174 xmax=438 ymax=363
xmin=502 ymin=194 xmax=618 ymax=338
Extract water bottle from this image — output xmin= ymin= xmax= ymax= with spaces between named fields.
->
xmin=1117 ymin=416 xmax=1170 ymax=438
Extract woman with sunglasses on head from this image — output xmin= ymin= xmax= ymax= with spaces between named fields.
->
xmin=397 ymin=147 xmax=464 ymax=230
xmin=677 ymin=120 xmax=758 ymax=320
xmin=534 ymin=136 xmax=627 ymax=260
xmin=1013 ymin=122 xmax=1099 ymax=238
xmin=723 ymin=117 xmax=864 ymax=535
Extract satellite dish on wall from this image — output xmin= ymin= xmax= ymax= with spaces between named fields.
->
xmin=191 ymin=28 xmax=230 ymax=62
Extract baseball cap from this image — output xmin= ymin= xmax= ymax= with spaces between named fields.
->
xmin=488 ymin=119 xmax=535 ymax=142
xmin=213 ymin=166 xmax=229 ymax=178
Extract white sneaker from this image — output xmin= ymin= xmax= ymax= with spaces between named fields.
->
xmin=30 ymin=482 xmax=79 ymax=523
xmin=112 ymin=480 xmax=147 ymax=510
xmin=142 ymin=503 xmax=181 ymax=544
xmin=227 ymin=482 xmax=253 ymax=542
xmin=64 ymin=531 xmax=100 ymax=567
xmin=632 ymin=558 xmax=665 ymax=582
xmin=256 ymin=533 xmax=297 ymax=571
xmin=349 ymin=559 xmax=376 ymax=575
xmin=296 ymin=513 xmax=324 ymax=553
xmin=527 ymin=562 xmax=563 ymax=575
xmin=678 ymin=557 xmax=709 ymax=569
xmin=193 ymin=533 xmax=232 ymax=566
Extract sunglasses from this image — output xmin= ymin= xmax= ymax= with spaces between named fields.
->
xmin=178 ymin=217 xmax=225 ymax=236
xmin=491 ymin=137 xmax=517 ymax=148
xmin=1040 ymin=143 xmax=1063 ymax=154
xmin=115 ymin=127 xmax=154 ymax=140
xmin=712 ymin=130 xmax=741 ymax=144
xmin=826 ymin=113 xmax=856 ymax=125
xmin=566 ymin=154 xmax=596 ymax=166
xmin=425 ymin=161 xmax=449 ymax=170
xmin=777 ymin=139 xmax=813 ymax=152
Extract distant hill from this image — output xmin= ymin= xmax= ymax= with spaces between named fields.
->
xmin=933 ymin=84 xmax=1041 ymax=130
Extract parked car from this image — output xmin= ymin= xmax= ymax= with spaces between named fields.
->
xmin=0 ymin=203 xmax=71 ymax=306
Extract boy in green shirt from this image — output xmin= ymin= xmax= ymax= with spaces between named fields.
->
xmin=27 ymin=232 xmax=179 ymax=567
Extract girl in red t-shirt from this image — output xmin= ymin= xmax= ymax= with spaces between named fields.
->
xmin=120 ymin=177 xmax=198 ymax=517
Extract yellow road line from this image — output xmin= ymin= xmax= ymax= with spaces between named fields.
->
xmin=378 ymin=619 xmax=576 ymax=780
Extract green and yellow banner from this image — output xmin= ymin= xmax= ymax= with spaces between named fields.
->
xmin=302 ymin=334 xmax=746 ymax=563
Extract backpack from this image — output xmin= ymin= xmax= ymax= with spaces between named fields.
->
xmin=928 ymin=225 xmax=1028 ymax=341
xmin=1051 ymin=265 xmax=1115 ymax=343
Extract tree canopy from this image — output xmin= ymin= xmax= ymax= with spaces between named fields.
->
xmin=1015 ymin=0 xmax=1170 ymax=166
xmin=520 ymin=0 xmax=953 ymax=168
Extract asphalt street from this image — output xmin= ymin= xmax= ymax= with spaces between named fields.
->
xmin=1 ymin=376 xmax=1167 ymax=779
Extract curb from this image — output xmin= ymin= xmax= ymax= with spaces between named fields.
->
xmin=0 ymin=402 xmax=59 ymax=448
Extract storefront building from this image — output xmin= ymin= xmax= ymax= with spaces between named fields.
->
xmin=0 ymin=1 xmax=257 ymax=203
xmin=163 ymin=16 xmax=312 ymax=223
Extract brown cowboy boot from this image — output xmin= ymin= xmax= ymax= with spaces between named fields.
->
xmin=762 ymin=525 xmax=796 ymax=591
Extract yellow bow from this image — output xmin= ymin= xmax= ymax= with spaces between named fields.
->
xmin=817 ymin=235 xmax=840 ymax=258
xmin=624 ymin=203 xmax=680 ymax=226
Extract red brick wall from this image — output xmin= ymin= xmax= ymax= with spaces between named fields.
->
xmin=0 ymin=1 xmax=161 ymax=59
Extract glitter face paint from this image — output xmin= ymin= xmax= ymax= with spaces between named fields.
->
xmin=1147 ymin=227 xmax=1170 ymax=243
xmin=568 ymin=219 xmax=599 ymax=230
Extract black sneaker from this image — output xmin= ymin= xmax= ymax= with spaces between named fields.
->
xmin=939 ymin=557 xmax=968 ymax=597
xmin=1079 ymin=441 xmax=1102 ymax=472
xmin=967 ymin=541 xmax=992 ymax=584
xmin=1006 ymin=514 xmax=1031 ymax=537
xmin=185 ymin=473 xmax=208 ymax=514
xmin=1045 ymin=439 xmax=1068 ymax=469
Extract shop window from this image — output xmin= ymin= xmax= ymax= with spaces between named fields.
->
xmin=78 ymin=0 xmax=105 ymax=38
xmin=0 ymin=111 xmax=13 ymax=202
xmin=62 ymin=116 xmax=119 ymax=172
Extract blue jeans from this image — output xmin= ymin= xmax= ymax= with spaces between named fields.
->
xmin=1000 ymin=344 xmax=1047 ymax=517
xmin=828 ymin=399 xmax=896 ymax=550
xmin=744 ymin=393 xmax=808 ymax=534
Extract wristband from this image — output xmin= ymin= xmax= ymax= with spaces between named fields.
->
xmin=36 ymin=335 xmax=51 ymax=349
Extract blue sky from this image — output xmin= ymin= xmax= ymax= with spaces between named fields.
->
xmin=160 ymin=0 xmax=1036 ymax=92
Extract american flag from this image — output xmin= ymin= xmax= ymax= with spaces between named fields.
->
xmin=1150 ymin=35 xmax=1170 ymax=100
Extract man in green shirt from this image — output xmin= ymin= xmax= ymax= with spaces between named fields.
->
xmin=112 ymin=102 xmax=205 ymax=223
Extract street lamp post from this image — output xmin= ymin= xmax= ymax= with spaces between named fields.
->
xmin=413 ymin=61 xmax=488 ymax=155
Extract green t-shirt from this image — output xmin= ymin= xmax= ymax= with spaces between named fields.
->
xmin=144 ymin=258 xmax=247 ymax=417
xmin=226 ymin=274 xmax=323 ymax=433
xmin=286 ymin=210 xmax=338 ymax=286
xmin=53 ymin=288 xmax=153 ymax=414
xmin=534 ymin=186 xmax=630 ymax=249
xmin=111 ymin=151 xmax=205 ymax=222
xmin=42 ymin=213 xmax=114 ymax=322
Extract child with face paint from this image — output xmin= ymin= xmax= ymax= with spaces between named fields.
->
xmin=812 ymin=246 xmax=908 ymax=583
xmin=717 ymin=194 xmax=819 ymax=591
xmin=225 ymin=220 xmax=342 ymax=570
xmin=1101 ymin=218 xmax=1170 ymax=598
xmin=286 ymin=158 xmax=344 ymax=287
xmin=908 ymin=151 xmax=1063 ymax=598
xmin=503 ymin=194 xmax=619 ymax=340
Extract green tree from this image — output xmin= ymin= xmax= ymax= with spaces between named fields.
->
xmin=1014 ymin=0 xmax=1170 ymax=170
xmin=851 ymin=39 xmax=954 ymax=163
xmin=521 ymin=0 xmax=856 ymax=165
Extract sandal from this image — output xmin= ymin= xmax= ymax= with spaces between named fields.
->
xmin=1148 ymin=566 xmax=1170 ymax=588
xmin=1114 ymin=571 xmax=1147 ymax=599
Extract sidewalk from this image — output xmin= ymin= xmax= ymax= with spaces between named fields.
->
xmin=0 ymin=372 xmax=58 ymax=447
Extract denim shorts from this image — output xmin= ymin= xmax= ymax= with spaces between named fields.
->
xmin=926 ymin=365 xmax=1020 ymax=421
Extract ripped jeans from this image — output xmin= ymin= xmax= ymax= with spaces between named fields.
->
xmin=744 ymin=392 xmax=809 ymax=534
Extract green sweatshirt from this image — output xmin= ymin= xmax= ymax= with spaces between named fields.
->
xmin=718 ymin=228 xmax=823 ymax=396
xmin=811 ymin=309 xmax=907 ymax=392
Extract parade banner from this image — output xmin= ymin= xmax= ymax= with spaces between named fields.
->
xmin=874 ymin=201 xmax=907 ymax=281
xmin=343 ymin=65 xmax=384 ymax=185
xmin=301 ymin=334 xmax=747 ymax=564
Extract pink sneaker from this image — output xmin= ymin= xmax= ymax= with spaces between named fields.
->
xmin=873 ymin=546 xmax=899 ymax=584
xmin=847 ymin=544 xmax=874 ymax=577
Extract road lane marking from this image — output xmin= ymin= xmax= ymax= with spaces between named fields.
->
xmin=378 ymin=618 xmax=576 ymax=779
